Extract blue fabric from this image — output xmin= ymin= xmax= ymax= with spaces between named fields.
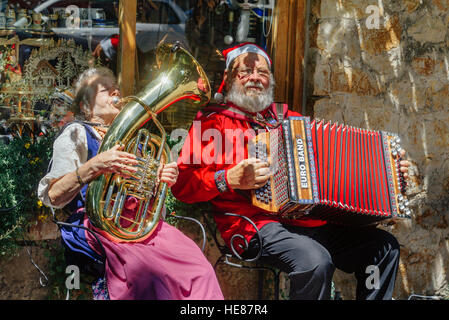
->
xmin=60 ymin=123 xmax=103 ymax=263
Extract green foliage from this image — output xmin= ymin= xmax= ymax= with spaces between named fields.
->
xmin=41 ymin=240 xmax=93 ymax=300
xmin=0 ymin=133 xmax=55 ymax=257
xmin=164 ymin=188 xmax=211 ymax=224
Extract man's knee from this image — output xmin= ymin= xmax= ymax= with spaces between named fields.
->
xmin=261 ymin=224 xmax=335 ymax=277
xmin=288 ymin=259 xmax=335 ymax=300
xmin=289 ymin=247 xmax=335 ymax=281
xmin=387 ymin=232 xmax=400 ymax=251
xmin=373 ymin=229 xmax=401 ymax=262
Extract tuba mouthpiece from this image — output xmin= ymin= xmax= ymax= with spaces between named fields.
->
xmin=111 ymin=96 xmax=120 ymax=105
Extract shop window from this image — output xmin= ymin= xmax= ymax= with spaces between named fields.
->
xmin=138 ymin=1 xmax=180 ymax=25
xmin=0 ymin=0 xmax=276 ymax=135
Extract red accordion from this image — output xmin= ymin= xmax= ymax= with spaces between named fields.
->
xmin=250 ymin=117 xmax=410 ymax=226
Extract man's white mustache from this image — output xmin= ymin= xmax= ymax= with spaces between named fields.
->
xmin=244 ymin=81 xmax=264 ymax=90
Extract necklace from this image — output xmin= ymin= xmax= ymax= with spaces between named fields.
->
xmin=92 ymin=125 xmax=108 ymax=139
xmin=81 ymin=121 xmax=109 ymax=139
xmin=84 ymin=121 xmax=109 ymax=128
xmin=229 ymin=105 xmax=280 ymax=129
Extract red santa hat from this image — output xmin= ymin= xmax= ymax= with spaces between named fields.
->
xmin=99 ymin=34 xmax=119 ymax=61
xmin=214 ymin=42 xmax=272 ymax=102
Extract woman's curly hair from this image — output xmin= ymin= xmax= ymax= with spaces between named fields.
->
xmin=71 ymin=67 xmax=117 ymax=121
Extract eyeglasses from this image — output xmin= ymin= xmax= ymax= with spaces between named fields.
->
xmin=98 ymin=84 xmax=119 ymax=94
xmin=235 ymin=67 xmax=271 ymax=79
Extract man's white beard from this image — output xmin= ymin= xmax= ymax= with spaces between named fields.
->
xmin=224 ymin=75 xmax=275 ymax=113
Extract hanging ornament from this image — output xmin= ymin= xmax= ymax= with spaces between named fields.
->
xmin=224 ymin=8 xmax=235 ymax=45
xmin=224 ymin=34 xmax=234 ymax=45
xmin=230 ymin=0 xmax=262 ymax=43
xmin=236 ymin=8 xmax=251 ymax=43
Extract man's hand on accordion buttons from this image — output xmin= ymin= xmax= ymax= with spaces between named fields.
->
xmin=399 ymin=149 xmax=411 ymax=180
xmin=226 ymin=158 xmax=270 ymax=190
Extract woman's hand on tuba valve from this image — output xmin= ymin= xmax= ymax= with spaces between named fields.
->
xmin=88 ymin=144 xmax=139 ymax=179
xmin=160 ymin=162 xmax=179 ymax=187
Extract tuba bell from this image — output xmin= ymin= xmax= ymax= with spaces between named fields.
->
xmin=85 ymin=43 xmax=211 ymax=242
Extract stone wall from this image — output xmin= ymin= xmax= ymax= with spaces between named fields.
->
xmin=0 ymin=246 xmax=50 ymax=300
xmin=307 ymin=0 xmax=449 ymax=299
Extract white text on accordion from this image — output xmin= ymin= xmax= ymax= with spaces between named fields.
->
xmin=296 ymin=138 xmax=308 ymax=188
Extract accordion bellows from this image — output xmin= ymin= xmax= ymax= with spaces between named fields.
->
xmin=250 ymin=117 xmax=411 ymax=226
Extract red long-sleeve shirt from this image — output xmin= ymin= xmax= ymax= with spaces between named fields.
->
xmin=171 ymin=103 xmax=326 ymax=252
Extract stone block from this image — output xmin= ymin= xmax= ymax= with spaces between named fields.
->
xmin=313 ymin=57 xmax=385 ymax=96
xmin=26 ymin=218 xmax=60 ymax=241
xmin=359 ymin=14 xmax=402 ymax=55
xmin=319 ymin=0 xmax=382 ymax=20
xmin=407 ymin=12 xmax=446 ymax=44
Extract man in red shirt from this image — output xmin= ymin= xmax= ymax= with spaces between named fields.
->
xmin=171 ymin=43 xmax=410 ymax=300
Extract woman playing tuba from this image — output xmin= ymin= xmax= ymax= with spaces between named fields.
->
xmin=38 ymin=67 xmax=223 ymax=300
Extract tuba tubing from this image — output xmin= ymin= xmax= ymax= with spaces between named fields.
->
xmin=85 ymin=43 xmax=211 ymax=242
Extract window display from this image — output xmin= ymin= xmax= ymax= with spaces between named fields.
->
xmin=0 ymin=0 xmax=275 ymax=137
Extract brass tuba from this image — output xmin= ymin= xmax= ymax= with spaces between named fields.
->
xmin=85 ymin=43 xmax=211 ymax=242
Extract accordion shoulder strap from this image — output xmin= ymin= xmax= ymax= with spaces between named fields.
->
xmin=274 ymin=103 xmax=288 ymax=122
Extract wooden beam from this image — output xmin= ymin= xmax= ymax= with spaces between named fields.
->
xmin=270 ymin=0 xmax=289 ymax=104
xmin=118 ymin=0 xmax=137 ymax=97
xmin=293 ymin=0 xmax=307 ymax=111
xmin=269 ymin=0 xmax=307 ymax=114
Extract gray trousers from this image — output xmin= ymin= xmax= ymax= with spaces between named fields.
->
xmin=246 ymin=222 xmax=400 ymax=300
